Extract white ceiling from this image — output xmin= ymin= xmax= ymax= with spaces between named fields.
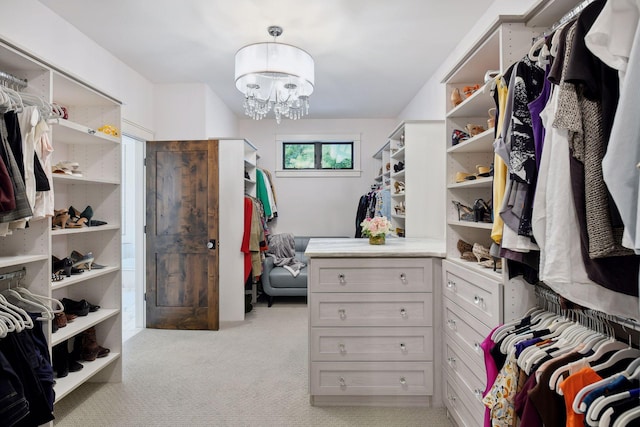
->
xmin=39 ymin=0 xmax=496 ymax=119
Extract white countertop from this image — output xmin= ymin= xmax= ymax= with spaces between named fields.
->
xmin=304 ymin=237 xmax=446 ymax=258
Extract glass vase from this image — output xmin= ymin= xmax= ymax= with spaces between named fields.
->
xmin=369 ymin=235 xmax=385 ymax=245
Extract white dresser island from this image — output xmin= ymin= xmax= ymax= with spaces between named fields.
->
xmin=305 ymin=238 xmax=446 ymax=407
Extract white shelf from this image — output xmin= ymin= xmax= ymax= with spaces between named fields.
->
xmin=52 ymin=174 xmax=119 ymax=185
xmin=391 ymin=146 xmax=405 ymax=159
xmin=447 ymin=220 xmax=493 ymax=230
xmin=391 ymin=170 xmax=405 ymax=179
xmin=244 ymin=159 xmax=256 ymax=168
xmin=51 ymin=266 xmax=120 ymax=290
xmin=0 ymin=254 xmax=48 ymax=268
xmin=448 ymin=176 xmax=493 ymax=189
xmin=392 ymin=214 xmax=406 ymax=220
xmin=244 ymin=178 xmax=256 ymax=185
xmin=53 ymin=352 xmax=121 ymax=403
xmin=391 ymin=192 xmax=405 ymax=197
xmin=51 ymin=308 xmax=120 ymax=346
xmin=49 ymin=118 xmax=120 ymax=144
xmin=52 ymin=224 xmax=120 ymax=236
xmin=447 ymin=128 xmax=495 ymax=153
xmin=446 ymin=87 xmax=494 ymax=118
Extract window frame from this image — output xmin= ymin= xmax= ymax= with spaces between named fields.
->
xmin=276 ymin=134 xmax=361 ymax=177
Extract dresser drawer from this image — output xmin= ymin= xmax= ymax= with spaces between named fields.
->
xmin=444 ymin=338 xmax=486 ymax=415
xmin=444 ymin=373 xmax=483 ymax=427
xmin=443 ymin=261 xmax=502 ymax=328
xmin=310 ymin=361 xmax=433 ymax=396
xmin=310 ymin=327 xmax=433 ymax=362
xmin=443 ymin=298 xmax=489 ymax=370
xmin=310 ymin=258 xmax=432 ymax=293
xmin=310 ymin=293 xmax=432 ymax=327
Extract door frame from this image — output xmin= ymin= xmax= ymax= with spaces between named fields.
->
xmin=122 ymin=133 xmax=146 ymax=329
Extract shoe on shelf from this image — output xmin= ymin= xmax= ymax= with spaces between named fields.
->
xmin=69 ymin=250 xmax=94 ymax=270
xmin=52 ymin=209 xmax=70 ymax=229
xmin=472 ymin=243 xmax=492 ymax=263
xmin=61 ymin=298 xmax=91 ymax=316
xmin=52 ymin=256 xmax=73 ymax=277
xmin=457 ymin=239 xmax=473 ymax=257
xmin=452 ymin=201 xmax=474 ymax=222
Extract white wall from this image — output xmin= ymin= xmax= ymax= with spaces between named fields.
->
xmin=0 ymin=0 xmax=155 ymax=132
xmin=400 ymin=0 xmax=542 ymax=120
xmin=239 ymin=118 xmax=397 ymax=237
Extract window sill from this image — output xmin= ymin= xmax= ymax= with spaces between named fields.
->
xmin=275 ymin=169 xmax=362 ymax=178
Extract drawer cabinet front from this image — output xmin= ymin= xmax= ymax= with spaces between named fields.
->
xmin=443 ymin=262 xmax=501 ymax=328
xmin=444 ymin=373 xmax=483 ymax=427
xmin=311 ymin=327 xmax=433 ymax=362
xmin=311 ymin=361 xmax=433 ymax=396
xmin=444 ymin=339 xmax=486 ymax=415
xmin=310 ymin=258 xmax=432 ymax=293
xmin=443 ymin=298 xmax=489 ymax=370
xmin=311 ymin=293 xmax=432 ymax=327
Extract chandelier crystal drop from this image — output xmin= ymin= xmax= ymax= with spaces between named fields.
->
xmin=235 ymin=26 xmax=314 ymax=124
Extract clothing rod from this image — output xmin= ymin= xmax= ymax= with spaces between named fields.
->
xmin=0 ymin=267 xmax=26 ymax=284
xmin=534 ymin=283 xmax=640 ymax=332
xmin=0 ymin=70 xmax=27 ymax=89
xmin=548 ymin=0 xmax=595 ymax=34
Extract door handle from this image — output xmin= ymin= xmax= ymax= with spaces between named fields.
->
xmin=207 ymin=239 xmax=216 ymax=249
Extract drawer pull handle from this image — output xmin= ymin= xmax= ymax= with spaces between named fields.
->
xmin=338 ymin=343 xmax=346 ymax=354
xmin=338 ymin=309 xmax=346 ymax=320
xmin=399 ymin=376 xmax=407 ymax=386
xmin=447 ymin=357 xmax=456 ymax=365
xmin=447 ymin=319 xmax=457 ymax=329
xmin=338 ymin=376 xmax=346 ymax=388
xmin=474 ymin=295 xmax=484 ymax=305
xmin=87 ymin=128 xmax=96 ymax=135
xmin=474 ymin=342 xmax=481 ymax=352
xmin=400 ymin=343 xmax=406 ymax=352
xmin=448 ymin=394 xmax=457 ymax=403
xmin=400 ymin=308 xmax=407 ymax=318
xmin=338 ymin=273 xmax=346 ymax=284
xmin=399 ymin=273 xmax=407 ymax=283
xmin=446 ymin=280 xmax=456 ymax=290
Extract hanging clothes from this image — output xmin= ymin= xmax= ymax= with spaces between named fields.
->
xmin=256 ymin=168 xmax=277 ymax=221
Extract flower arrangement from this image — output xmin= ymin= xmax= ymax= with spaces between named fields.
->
xmin=360 ymin=216 xmax=392 ymax=238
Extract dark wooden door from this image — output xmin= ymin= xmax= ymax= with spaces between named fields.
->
xmin=145 ymin=140 xmax=219 ymax=330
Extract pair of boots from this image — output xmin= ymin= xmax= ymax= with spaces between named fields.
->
xmin=72 ymin=327 xmax=110 ymax=362
xmin=52 ymin=341 xmax=83 ymax=378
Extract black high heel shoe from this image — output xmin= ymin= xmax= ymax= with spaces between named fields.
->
xmin=473 ymin=199 xmax=493 ymax=223
xmin=52 ymin=256 xmax=74 ymax=277
xmin=80 ymin=206 xmax=93 ymax=225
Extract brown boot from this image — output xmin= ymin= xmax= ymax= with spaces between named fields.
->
xmin=75 ymin=327 xmax=99 ymax=361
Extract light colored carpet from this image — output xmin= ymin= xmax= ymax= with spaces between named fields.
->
xmin=53 ymin=300 xmax=453 ymax=426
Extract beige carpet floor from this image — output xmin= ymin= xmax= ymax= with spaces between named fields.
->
xmin=53 ymin=299 xmax=453 ymax=426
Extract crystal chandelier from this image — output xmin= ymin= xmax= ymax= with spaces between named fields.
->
xmin=235 ymin=26 xmax=315 ymax=124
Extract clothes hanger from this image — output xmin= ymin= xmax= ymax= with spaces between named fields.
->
xmin=528 ymin=36 xmax=546 ymax=61
xmin=0 ymin=299 xmax=25 ymax=333
xmin=586 ymin=390 xmax=637 ymax=427
xmin=15 ymin=287 xmax=63 ymax=314
xmin=612 ymin=407 xmax=640 ymax=427
xmin=591 ymin=348 xmax=640 ymax=374
xmin=572 ymin=374 xmax=622 ymax=414
xmin=1 ymin=289 xmax=51 ymax=319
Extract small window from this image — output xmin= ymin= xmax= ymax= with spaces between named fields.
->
xmin=283 ymin=141 xmax=354 ymax=170
xmin=276 ymin=134 xmax=361 ymax=178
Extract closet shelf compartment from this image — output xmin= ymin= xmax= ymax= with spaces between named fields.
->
xmin=391 ymin=192 xmax=405 ymax=198
xmin=447 ymin=220 xmax=493 ymax=230
xmin=391 ymin=147 xmax=405 ymax=159
xmin=446 ymin=86 xmax=494 ymax=118
xmin=447 ymin=129 xmax=495 ymax=153
xmin=244 ymin=178 xmax=256 ymax=185
xmin=53 ymin=352 xmax=121 ymax=403
xmin=391 ymin=170 xmax=405 ymax=179
xmin=51 ymin=308 xmax=120 ymax=346
xmin=49 ymin=118 xmax=120 ymax=145
xmin=52 ymin=174 xmax=119 ymax=185
xmin=51 ymin=266 xmax=120 ymax=290
xmin=392 ymin=213 xmax=406 ymax=219
xmin=51 ymin=224 xmax=120 ymax=236
xmin=447 ymin=177 xmax=493 ymax=189
xmin=0 ymin=254 xmax=49 ymax=269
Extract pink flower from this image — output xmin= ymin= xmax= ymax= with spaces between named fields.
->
xmin=360 ymin=216 xmax=391 ymax=237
